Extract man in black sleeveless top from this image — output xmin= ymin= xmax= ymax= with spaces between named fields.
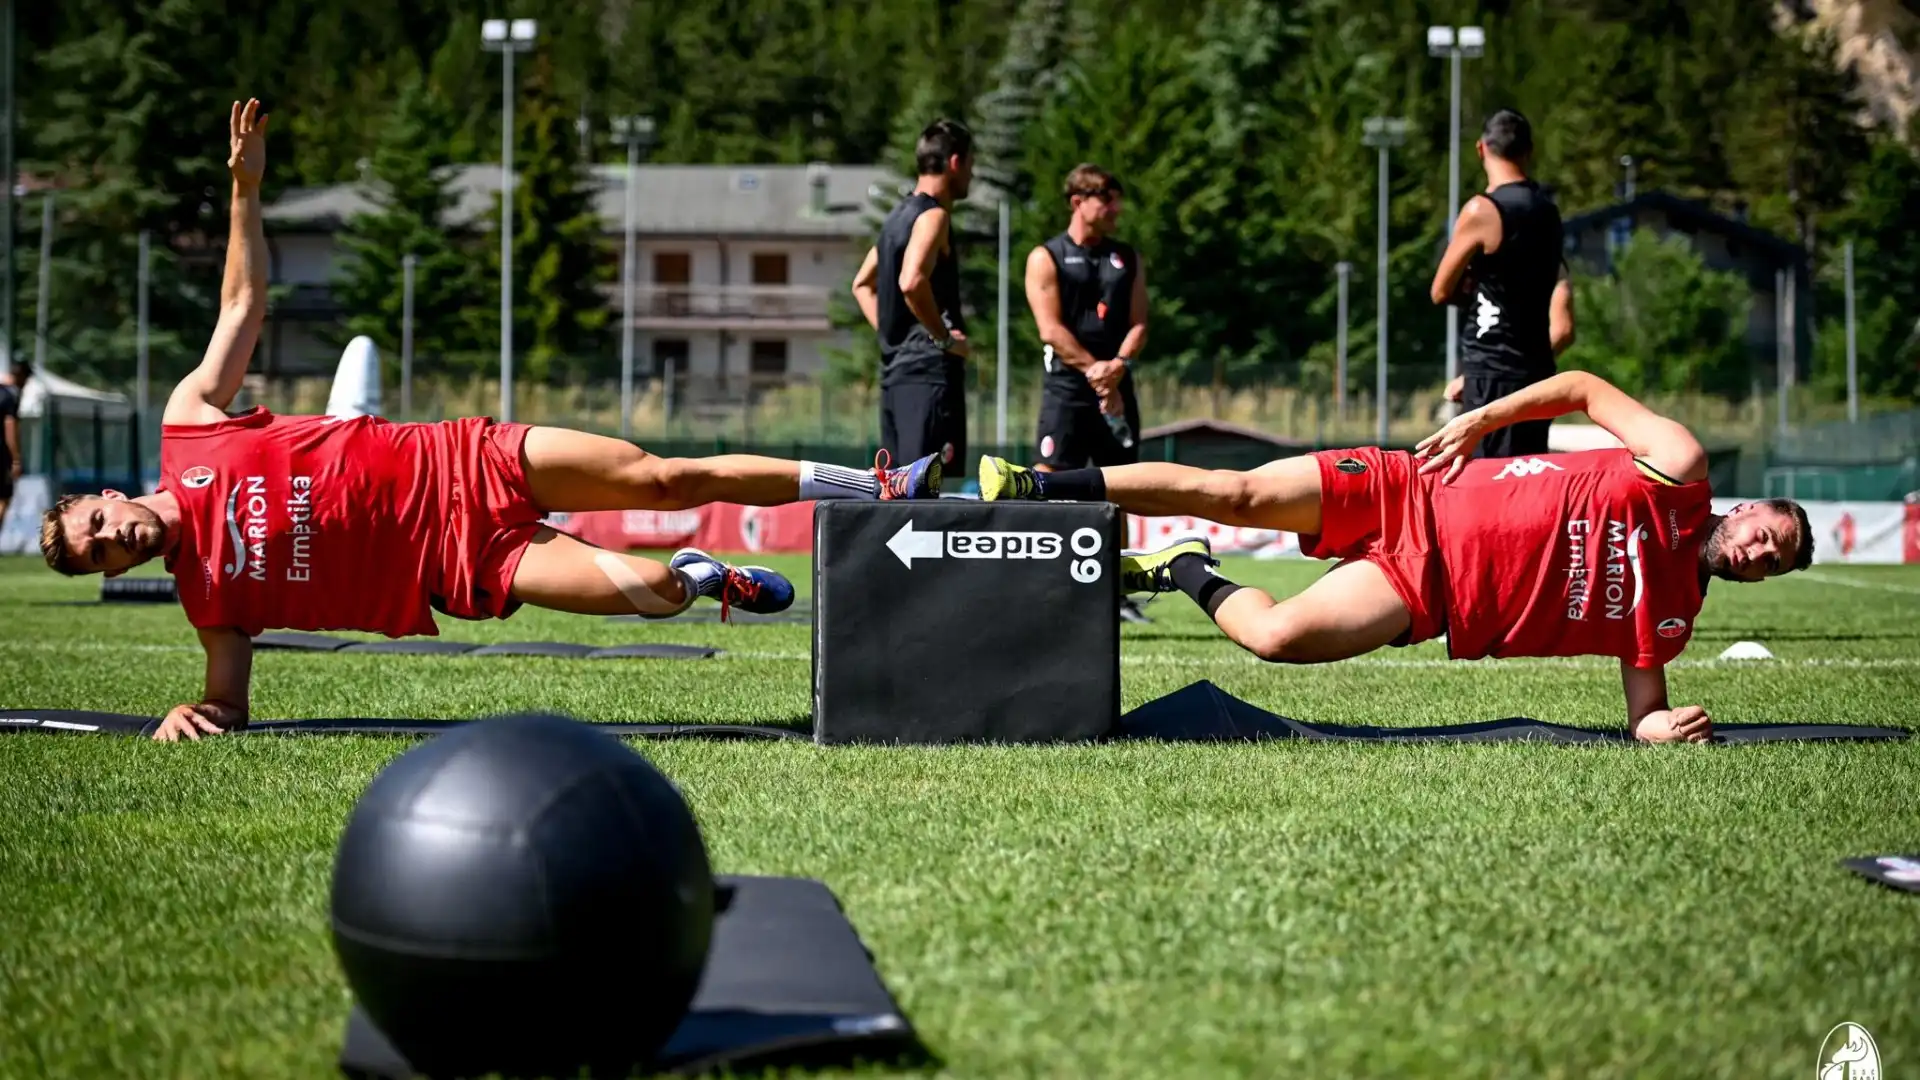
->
xmin=1430 ymin=109 xmax=1576 ymax=460
xmin=851 ymin=119 xmax=974 ymax=474
xmin=1026 ymin=164 xmax=1153 ymax=622
xmin=1026 ymin=163 xmax=1147 ymax=473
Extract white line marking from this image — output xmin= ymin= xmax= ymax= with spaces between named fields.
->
xmin=1800 ymin=571 xmax=1920 ymax=597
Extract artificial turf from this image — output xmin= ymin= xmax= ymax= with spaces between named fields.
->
xmin=1 ymin=553 xmax=1916 ymax=1078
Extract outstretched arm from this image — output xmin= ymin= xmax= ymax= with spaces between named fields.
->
xmin=164 ymin=99 xmax=271 ymax=427
xmin=1621 ymin=661 xmax=1713 ymax=744
xmin=850 ymin=247 xmax=880 ymax=331
xmin=1415 ymin=370 xmax=1707 ymax=484
xmin=152 ymin=628 xmax=253 ymax=742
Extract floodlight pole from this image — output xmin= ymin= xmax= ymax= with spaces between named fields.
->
xmin=137 ymin=230 xmax=150 ymax=415
xmin=1844 ymin=240 xmax=1857 ymax=423
xmin=1364 ymin=118 xmax=1408 ymax=447
xmin=1335 ymin=261 xmax=1351 ymax=418
xmin=611 ymin=115 xmax=655 ymax=440
xmin=1429 ymin=26 xmax=1484 ymax=388
xmin=401 ymin=253 xmax=416 ymax=417
xmin=482 ymin=18 xmax=538 ymax=423
xmin=997 ymin=197 xmax=1010 ymax=446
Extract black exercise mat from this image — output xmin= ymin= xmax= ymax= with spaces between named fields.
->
xmin=609 ymin=610 xmax=813 ymax=625
xmin=587 ymin=643 xmax=721 ymax=661
xmin=340 ymin=874 xmax=923 ymax=1079
xmin=252 ymin=632 xmax=356 ymax=652
xmin=1842 ymin=854 xmax=1920 ymax=894
xmin=1119 ymin=681 xmax=1913 ymax=745
xmin=99 ymin=577 xmax=179 ymax=603
xmin=341 ymin=640 xmax=483 ymax=656
xmin=466 ymin=641 xmax=598 ymax=659
xmin=0 ymin=710 xmax=803 ymax=742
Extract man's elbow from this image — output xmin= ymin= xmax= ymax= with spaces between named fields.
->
xmin=897 ymin=271 xmax=926 ymax=296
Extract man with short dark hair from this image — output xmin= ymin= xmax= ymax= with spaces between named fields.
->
xmin=0 ymin=358 xmax=29 ymax=532
xmin=1026 ymin=163 xmax=1152 ymax=622
xmin=979 ymin=370 xmax=1815 ymax=744
xmin=1431 ymin=108 xmax=1574 ymax=459
xmin=851 ymin=119 xmax=975 ymax=475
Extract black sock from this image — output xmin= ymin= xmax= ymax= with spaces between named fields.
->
xmin=1169 ymin=553 xmax=1242 ymax=619
xmin=1035 ymin=467 xmax=1105 ymax=502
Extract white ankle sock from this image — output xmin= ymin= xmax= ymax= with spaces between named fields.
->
xmin=799 ymin=461 xmax=881 ymax=501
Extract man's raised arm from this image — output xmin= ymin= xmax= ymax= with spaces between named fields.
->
xmin=1415 ymin=370 xmax=1707 ymax=485
xmin=164 ymin=99 xmax=271 ymax=427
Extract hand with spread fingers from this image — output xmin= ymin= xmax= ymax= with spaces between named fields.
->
xmin=154 ymin=701 xmax=246 ymax=743
xmin=1413 ymin=408 xmax=1489 ymax=484
xmin=227 ymin=97 xmax=270 ymax=190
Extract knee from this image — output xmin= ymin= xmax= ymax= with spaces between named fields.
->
xmin=625 ymin=456 xmax=697 ymax=508
xmin=1242 ymin=617 xmax=1307 ymax=664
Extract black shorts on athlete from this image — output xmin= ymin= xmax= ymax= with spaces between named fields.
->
xmin=1461 ymin=372 xmax=1551 ymax=459
xmin=880 ymin=368 xmax=967 ymax=470
xmin=1035 ymin=373 xmax=1140 ymax=469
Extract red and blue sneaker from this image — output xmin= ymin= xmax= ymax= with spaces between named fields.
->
xmin=873 ymin=450 xmax=943 ymax=500
xmin=669 ymin=548 xmax=796 ymax=622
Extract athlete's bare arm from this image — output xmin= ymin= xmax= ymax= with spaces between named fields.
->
xmin=1117 ymin=258 xmax=1149 ymax=361
xmin=898 ymin=208 xmax=967 ymax=356
xmin=164 ymin=99 xmax=270 ymax=428
xmin=1620 ymin=662 xmax=1714 ymax=744
xmin=1415 ymin=371 xmax=1707 ymax=485
xmin=153 ymin=628 xmax=253 ymax=742
xmin=850 ymin=247 xmax=881 ymax=331
xmin=1549 ymin=264 xmax=1575 ymax=357
xmin=1429 ymin=196 xmax=1501 ymax=305
xmin=1025 ymin=247 xmax=1098 ymax=373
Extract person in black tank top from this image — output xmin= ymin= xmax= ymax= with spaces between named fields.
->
xmin=851 ymin=119 xmax=974 ymax=472
xmin=1025 ymin=164 xmax=1154 ymax=623
xmin=1430 ymin=109 xmax=1576 ymax=460
xmin=1025 ymin=164 xmax=1147 ymax=472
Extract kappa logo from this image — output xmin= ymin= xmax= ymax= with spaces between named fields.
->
xmin=181 ymin=465 xmax=215 ymax=490
xmin=1335 ymin=458 xmax=1368 ymax=476
xmin=1657 ymin=617 xmax=1688 ymax=639
xmin=1818 ymin=1022 xmax=1880 ymax=1080
xmin=1475 ymin=292 xmax=1503 ymax=337
xmin=1492 ymin=457 xmax=1564 ymax=481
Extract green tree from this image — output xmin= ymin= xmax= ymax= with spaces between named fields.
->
xmin=328 ymin=74 xmax=485 ymax=380
xmin=1559 ymin=233 xmax=1754 ymax=396
xmin=970 ymin=0 xmax=1074 ymax=200
xmin=1812 ymin=134 xmax=1920 ymax=400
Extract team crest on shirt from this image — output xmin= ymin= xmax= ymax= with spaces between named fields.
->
xmin=1097 ymin=302 xmax=1109 ymax=320
xmin=180 ymin=465 xmax=215 ymax=490
xmin=1657 ymin=617 xmax=1688 ymax=639
xmin=1040 ymin=435 xmax=1056 ymax=458
xmin=1335 ymin=458 xmax=1367 ymax=475
xmin=1110 ymin=252 xmax=1125 ymax=270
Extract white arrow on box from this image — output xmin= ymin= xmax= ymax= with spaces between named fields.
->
xmin=886 ymin=520 xmax=945 ymax=567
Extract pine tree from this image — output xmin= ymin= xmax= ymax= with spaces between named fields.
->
xmin=329 ymin=74 xmax=485 ymax=380
xmin=23 ymin=0 xmax=231 ymax=385
xmin=970 ymin=0 xmax=1074 ymax=200
xmin=473 ymin=52 xmax=612 ymax=384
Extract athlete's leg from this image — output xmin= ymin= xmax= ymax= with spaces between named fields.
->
xmin=507 ymin=527 xmax=794 ymax=618
xmin=983 ymin=454 xmax=1325 ymax=535
xmin=519 ymin=426 xmax=922 ymax=512
xmin=1207 ymin=560 xmax=1411 ymax=663
xmin=509 ymin=527 xmax=691 ymax=616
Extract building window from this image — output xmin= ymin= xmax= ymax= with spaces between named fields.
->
xmin=653 ymin=252 xmax=691 ymax=316
xmin=653 ymin=338 xmax=689 ymax=378
xmin=751 ymin=253 xmax=789 ymax=285
xmin=749 ymin=339 xmax=788 ymax=377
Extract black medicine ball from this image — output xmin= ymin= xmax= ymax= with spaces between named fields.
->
xmin=329 ymin=713 xmax=714 ymax=1078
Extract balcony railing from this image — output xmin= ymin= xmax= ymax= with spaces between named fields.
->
xmin=612 ymin=284 xmax=834 ymax=323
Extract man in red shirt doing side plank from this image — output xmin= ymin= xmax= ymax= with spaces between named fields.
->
xmin=979 ymin=370 xmax=1814 ymax=745
xmin=35 ymin=99 xmax=941 ymax=742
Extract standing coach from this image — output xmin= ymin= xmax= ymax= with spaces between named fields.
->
xmin=852 ymin=119 xmax=975 ymax=472
xmin=1430 ymin=109 xmax=1575 ymax=459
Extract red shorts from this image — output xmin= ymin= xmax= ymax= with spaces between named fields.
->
xmin=428 ymin=418 xmax=543 ymax=622
xmin=1295 ymin=447 xmax=1448 ymax=647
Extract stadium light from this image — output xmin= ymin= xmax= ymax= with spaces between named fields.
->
xmin=1428 ymin=25 xmax=1485 ymax=389
xmin=610 ymin=115 xmax=657 ymax=441
xmin=481 ymin=17 xmax=538 ymax=423
xmin=1363 ymin=117 xmax=1408 ymax=446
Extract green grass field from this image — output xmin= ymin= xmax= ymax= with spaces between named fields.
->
xmin=2 ymin=553 xmax=1917 ymax=1078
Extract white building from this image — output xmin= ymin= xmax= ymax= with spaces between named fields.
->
xmin=259 ymin=163 xmax=934 ymax=389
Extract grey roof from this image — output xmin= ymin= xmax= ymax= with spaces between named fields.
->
xmin=265 ymin=163 xmax=1003 ymax=238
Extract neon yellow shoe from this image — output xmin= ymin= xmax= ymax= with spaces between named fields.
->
xmin=978 ymin=456 xmax=1040 ymax=501
xmin=1120 ymin=536 xmax=1217 ymax=595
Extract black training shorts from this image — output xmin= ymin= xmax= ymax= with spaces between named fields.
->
xmin=1035 ymin=383 xmax=1140 ymax=469
xmin=1461 ymin=373 xmax=1551 ymax=460
xmin=880 ymin=374 xmax=967 ymax=471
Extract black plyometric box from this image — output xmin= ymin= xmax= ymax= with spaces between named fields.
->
xmin=812 ymin=500 xmax=1121 ymax=745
